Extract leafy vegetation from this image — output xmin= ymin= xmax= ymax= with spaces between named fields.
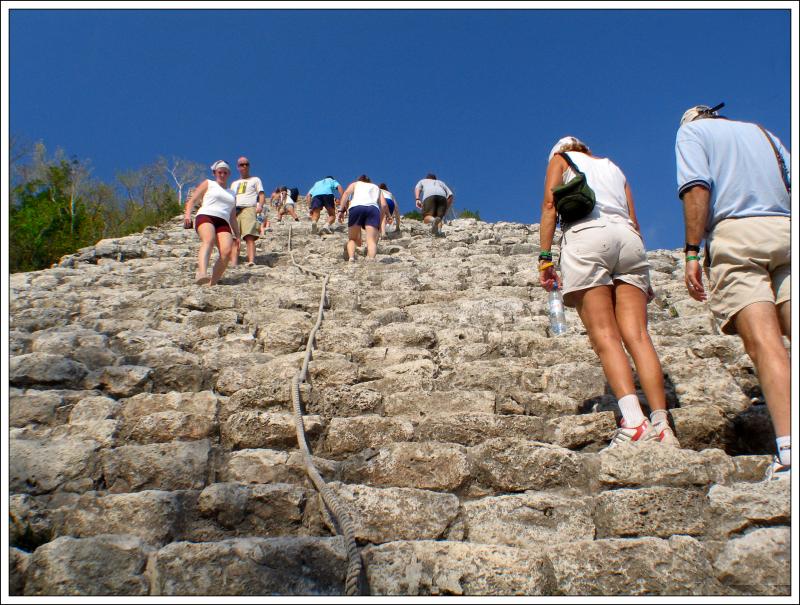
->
xmin=9 ymin=138 xmax=203 ymax=273
xmin=458 ymin=209 xmax=481 ymax=220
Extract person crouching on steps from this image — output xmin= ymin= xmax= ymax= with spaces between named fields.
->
xmin=538 ymin=136 xmax=679 ymax=450
xmin=183 ymin=160 xmax=240 ymax=286
xmin=338 ymin=175 xmax=388 ymax=262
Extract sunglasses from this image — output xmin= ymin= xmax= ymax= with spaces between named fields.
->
xmin=238 ymin=163 xmax=249 ymax=167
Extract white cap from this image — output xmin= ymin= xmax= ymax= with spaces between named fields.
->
xmin=548 ymin=136 xmax=586 ymax=161
xmin=679 ymin=104 xmax=721 ymax=127
xmin=210 ymin=160 xmax=231 ymax=172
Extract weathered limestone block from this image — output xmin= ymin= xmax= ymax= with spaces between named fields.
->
xmin=469 ymin=439 xmax=584 ymax=492
xmin=352 ymin=346 xmax=432 ymax=371
xmin=315 ymin=326 xmax=374 ymax=357
xmin=101 ymin=440 xmax=210 ymax=493
xmin=10 ymin=494 xmax=54 ymax=551
xmin=325 ymin=482 xmax=460 ymax=543
xmin=671 ymin=405 xmax=734 ymax=451
xmin=24 ymin=534 xmax=151 ymax=596
xmin=10 ymin=330 xmax=32 ymax=355
xmin=111 ymin=328 xmax=186 ymax=355
xmin=706 ymin=481 xmax=790 ymax=538
xmin=661 ymin=351 xmax=749 ymax=412
xmin=383 ymin=390 xmax=495 ymax=418
xmin=308 ymin=353 xmax=361 ymax=387
xmin=320 ymin=416 xmax=414 ymax=458
xmin=356 ymin=359 xmax=437 ymax=394
xmin=68 ymin=395 xmax=120 ymax=423
xmin=122 ymin=410 xmax=216 ymax=444
xmin=366 ymin=306 xmax=408 ymax=326
xmin=305 ymin=384 xmax=384 ymax=418
xmin=120 ymin=390 xmax=218 ymax=419
xmin=713 ymin=528 xmax=790 ymax=595
xmin=546 ymin=411 xmax=616 ymax=450
xmin=340 ymin=442 xmax=470 ymax=491
xmin=92 ymin=365 xmax=153 ymax=398
xmin=184 ymin=309 xmax=242 ymax=330
xmin=731 ymin=455 xmax=772 ymax=482
xmin=10 ymin=436 xmax=100 ymax=495
xmin=10 ymin=547 xmax=29 ymax=595
xmin=464 ymin=492 xmax=594 ymax=548
xmin=373 ymin=323 xmax=437 ymax=348
xmin=652 ymin=314 xmax=716 ymax=337
xmin=10 ymin=353 xmax=89 ymax=388
xmin=215 ymin=352 xmax=303 ymax=396
xmin=540 ymin=362 xmax=608 ymax=403
xmin=595 ymin=444 xmax=734 ymax=489
xmin=594 ymin=487 xmax=706 ymax=538
xmin=31 ymin=328 xmax=117 ymax=369
xmin=151 ymin=537 xmax=347 ymax=596
xmin=197 ymin=482 xmax=314 ymax=536
xmin=547 ymin=535 xmax=723 ymax=595
xmin=128 ymin=346 xmax=208 ymax=392
xmin=362 ymin=540 xmax=555 ymax=596
xmin=51 ymin=490 xmax=180 ymax=545
xmin=10 ymin=389 xmax=63 ymax=427
xmin=415 ymin=414 xmax=546 ymax=446
xmin=221 ymin=411 xmax=322 ymax=450
xmin=221 ymin=449 xmax=338 ymax=486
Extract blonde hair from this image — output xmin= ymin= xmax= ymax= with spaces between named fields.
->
xmin=559 ymin=140 xmax=591 ymax=155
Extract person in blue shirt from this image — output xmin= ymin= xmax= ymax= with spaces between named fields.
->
xmin=675 ymin=103 xmax=791 ymax=481
xmin=307 ymin=176 xmax=344 ymax=235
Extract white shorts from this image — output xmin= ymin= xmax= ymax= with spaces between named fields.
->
xmin=558 ymin=218 xmax=652 ymax=307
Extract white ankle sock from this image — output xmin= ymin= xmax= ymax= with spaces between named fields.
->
xmin=650 ymin=409 xmax=669 ymax=427
xmin=776 ymin=436 xmax=791 ymax=466
xmin=618 ymin=394 xmax=646 ymax=427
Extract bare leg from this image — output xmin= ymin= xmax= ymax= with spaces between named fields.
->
xmin=364 ymin=225 xmax=380 ymax=258
xmin=326 ymin=206 xmax=336 ymax=227
xmin=614 ymin=282 xmax=667 ymax=411
xmin=347 ymin=225 xmax=362 ymax=261
xmin=777 ymin=299 xmax=791 ymax=339
xmin=735 ymin=301 xmax=791 ymax=438
xmin=574 ymin=285 xmax=637 ymax=399
xmin=209 ymin=232 xmax=234 ymax=285
xmin=230 ymin=236 xmax=241 ymax=266
xmin=244 ymin=235 xmax=256 ymax=263
xmin=196 ymin=223 xmax=216 ymax=281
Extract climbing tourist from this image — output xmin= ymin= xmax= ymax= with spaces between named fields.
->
xmin=229 ymin=156 xmax=265 ymax=267
xmin=379 ymin=182 xmax=401 ymax=235
xmin=414 ymin=173 xmax=453 ymax=236
xmin=675 ymin=103 xmax=791 ymax=481
xmin=338 ymin=175 xmax=388 ymax=262
xmin=307 ymin=176 xmax=344 ymax=235
xmin=183 ymin=160 xmax=240 ymax=286
xmin=276 ymin=186 xmax=300 ymax=222
xmin=538 ymin=136 xmax=679 ymax=450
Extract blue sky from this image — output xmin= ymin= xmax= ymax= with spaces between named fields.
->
xmin=8 ymin=6 xmax=793 ymax=251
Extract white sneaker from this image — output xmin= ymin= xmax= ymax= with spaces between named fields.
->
xmin=604 ymin=419 xmax=657 ymax=451
xmin=311 ymin=222 xmax=318 ymax=235
xmin=653 ymin=423 xmax=681 ymax=447
xmin=764 ymin=457 xmax=791 ymax=482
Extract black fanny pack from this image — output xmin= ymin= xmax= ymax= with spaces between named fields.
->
xmin=551 ymin=152 xmax=596 ymax=224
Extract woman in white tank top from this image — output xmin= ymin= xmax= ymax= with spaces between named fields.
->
xmin=337 ymin=175 xmax=388 ymax=262
xmin=183 ymin=160 xmax=240 ymax=285
xmin=537 ymin=136 xmax=679 ymax=451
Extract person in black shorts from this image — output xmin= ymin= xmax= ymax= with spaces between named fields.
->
xmin=414 ymin=173 xmax=454 ymax=236
xmin=307 ymin=176 xmax=344 ymax=234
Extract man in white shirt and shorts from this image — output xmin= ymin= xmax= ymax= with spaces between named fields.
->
xmin=230 ymin=156 xmax=265 ymax=267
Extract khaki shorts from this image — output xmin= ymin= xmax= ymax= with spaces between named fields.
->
xmin=558 ymin=218 xmax=652 ymax=307
xmin=707 ymin=215 xmax=790 ymax=335
xmin=236 ymin=206 xmax=260 ymax=238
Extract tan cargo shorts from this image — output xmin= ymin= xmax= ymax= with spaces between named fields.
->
xmin=707 ymin=215 xmax=790 ymax=335
xmin=236 ymin=206 xmax=260 ymax=238
xmin=558 ymin=218 xmax=652 ymax=307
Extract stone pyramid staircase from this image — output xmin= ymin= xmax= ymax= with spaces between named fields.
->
xmin=8 ymin=216 xmax=790 ymax=596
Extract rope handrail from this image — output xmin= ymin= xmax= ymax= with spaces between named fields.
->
xmin=286 ymin=224 xmax=363 ymax=596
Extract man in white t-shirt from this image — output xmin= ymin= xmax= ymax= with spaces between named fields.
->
xmin=229 ymin=156 xmax=265 ymax=267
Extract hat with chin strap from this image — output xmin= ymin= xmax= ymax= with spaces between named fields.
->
xmin=680 ymin=102 xmax=725 ymax=127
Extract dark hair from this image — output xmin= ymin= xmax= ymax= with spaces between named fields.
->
xmin=357 ymin=174 xmax=371 ymax=183
xmin=378 ymin=183 xmax=388 ymax=190
xmin=325 ymin=175 xmax=334 ymax=179
xmin=425 ymin=173 xmax=437 ymax=180
xmin=279 ymin=186 xmax=287 ymax=192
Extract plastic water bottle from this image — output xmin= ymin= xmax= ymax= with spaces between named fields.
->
xmin=256 ymin=214 xmax=264 ymax=224
xmin=548 ymin=285 xmax=568 ymax=336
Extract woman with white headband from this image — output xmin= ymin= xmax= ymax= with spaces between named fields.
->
xmin=537 ymin=136 xmax=679 ymax=450
xmin=183 ymin=160 xmax=240 ymax=285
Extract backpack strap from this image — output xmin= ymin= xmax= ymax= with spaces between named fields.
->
xmin=557 ymin=151 xmax=585 ymax=176
xmin=756 ymin=125 xmax=791 ymax=194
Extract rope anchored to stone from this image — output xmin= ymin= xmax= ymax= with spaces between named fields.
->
xmin=286 ymin=224 xmax=363 ymax=596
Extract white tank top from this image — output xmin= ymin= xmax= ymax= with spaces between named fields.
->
xmin=562 ymin=152 xmax=631 ymax=225
xmin=349 ymin=181 xmax=381 ymax=209
xmin=197 ymin=179 xmax=236 ymax=221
